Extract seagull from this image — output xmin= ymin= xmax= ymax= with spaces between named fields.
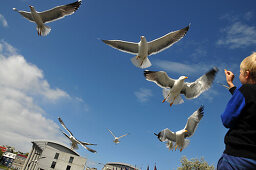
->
xmin=58 ymin=117 xmax=97 ymax=153
xmin=144 ymin=67 xmax=218 ymax=107
xmin=102 ymin=25 xmax=190 ymax=69
xmin=13 ymin=0 xmax=82 ymax=36
xmin=154 ymin=106 xmax=204 ymax=152
xmin=107 ymin=129 xmax=128 ymax=144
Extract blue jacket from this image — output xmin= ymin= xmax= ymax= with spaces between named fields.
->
xmin=221 ymin=84 xmax=256 ymax=160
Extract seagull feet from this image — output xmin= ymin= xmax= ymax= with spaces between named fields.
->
xmin=136 ymin=55 xmax=140 ymax=59
xmin=175 ymin=145 xmax=178 ymax=151
xmin=162 ymin=99 xmax=166 ymax=103
xmin=170 ymin=102 xmax=174 ymax=107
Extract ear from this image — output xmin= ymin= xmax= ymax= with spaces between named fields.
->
xmin=245 ymin=71 xmax=250 ymax=79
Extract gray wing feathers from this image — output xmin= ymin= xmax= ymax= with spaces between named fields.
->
xmin=39 ymin=0 xmax=81 ymax=23
xmin=75 ymin=139 xmax=97 ymax=153
xmin=184 ymin=106 xmax=204 ymax=138
xmin=144 ymin=70 xmax=175 ymax=88
xmin=15 ymin=10 xmax=34 ymax=22
xmin=181 ymin=67 xmax=218 ymax=99
xmin=148 ymin=25 xmax=190 ymax=55
xmin=78 ymin=140 xmax=97 ymax=146
xmin=155 ymin=128 xmax=176 ymax=142
xmin=58 ymin=117 xmax=73 ymax=136
xmin=102 ymin=40 xmax=138 ymax=55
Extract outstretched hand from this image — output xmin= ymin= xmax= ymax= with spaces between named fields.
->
xmin=224 ymin=69 xmax=235 ymax=88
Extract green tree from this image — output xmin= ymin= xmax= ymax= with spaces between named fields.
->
xmin=0 ymin=149 xmax=2 ymax=159
xmin=177 ymin=156 xmax=215 ymax=170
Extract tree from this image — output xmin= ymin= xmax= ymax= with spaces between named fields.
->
xmin=177 ymin=156 xmax=215 ymax=170
xmin=0 ymin=149 xmax=2 ymax=159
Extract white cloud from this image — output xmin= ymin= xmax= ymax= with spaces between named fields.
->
xmin=0 ymin=14 xmax=8 ymax=27
xmin=217 ymin=11 xmax=256 ymax=49
xmin=154 ymin=60 xmax=210 ymax=75
xmin=0 ymin=41 xmax=78 ymax=152
xmin=134 ymin=88 xmax=153 ymax=103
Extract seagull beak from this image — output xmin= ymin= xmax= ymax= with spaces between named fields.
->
xmin=184 ymin=130 xmax=188 ymax=132
xmin=185 ymin=77 xmax=188 ymax=79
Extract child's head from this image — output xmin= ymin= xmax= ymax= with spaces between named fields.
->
xmin=239 ymin=52 xmax=256 ymax=84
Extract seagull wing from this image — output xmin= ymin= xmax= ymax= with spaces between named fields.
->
xmin=181 ymin=67 xmax=218 ymax=99
xmin=144 ymin=70 xmax=175 ymax=88
xmin=102 ymin=40 xmax=138 ymax=55
xmin=154 ymin=128 xmax=176 ymax=142
xmin=58 ymin=117 xmax=73 ymax=136
xmin=39 ymin=0 xmax=82 ymax=23
xmin=107 ymin=129 xmax=116 ymax=138
xmin=60 ymin=130 xmax=72 ymax=141
xmin=78 ymin=140 xmax=97 ymax=146
xmin=13 ymin=9 xmax=34 ymax=22
xmin=75 ymin=139 xmax=97 ymax=153
xmin=148 ymin=25 xmax=190 ymax=56
xmin=184 ymin=106 xmax=204 ymax=138
xmin=118 ymin=133 xmax=128 ymax=139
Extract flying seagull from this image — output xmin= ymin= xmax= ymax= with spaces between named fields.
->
xmin=154 ymin=106 xmax=204 ymax=151
xmin=102 ymin=25 xmax=190 ymax=69
xmin=107 ymin=129 xmax=128 ymax=144
xmin=144 ymin=67 xmax=218 ymax=107
xmin=58 ymin=117 xmax=97 ymax=153
xmin=13 ymin=0 xmax=82 ymax=36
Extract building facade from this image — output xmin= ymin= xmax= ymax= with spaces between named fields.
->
xmin=12 ymin=154 xmax=28 ymax=170
xmin=102 ymin=162 xmax=140 ymax=170
xmin=0 ymin=152 xmax=16 ymax=168
xmin=22 ymin=141 xmax=87 ymax=170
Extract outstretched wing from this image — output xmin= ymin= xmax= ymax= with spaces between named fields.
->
xmin=144 ymin=70 xmax=175 ymax=88
xmin=78 ymin=140 xmax=97 ymax=146
xmin=118 ymin=133 xmax=128 ymax=139
xmin=184 ymin=106 xmax=204 ymax=138
xmin=60 ymin=130 xmax=71 ymax=141
xmin=58 ymin=117 xmax=73 ymax=136
xmin=148 ymin=25 xmax=190 ymax=55
xmin=107 ymin=129 xmax=116 ymax=138
xmin=13 ymin=9 xmax=34 ymax=22
xmin=154 ymin=128 xmax=176 ymax=142
xmin=39 ymin=0 xmax=82 ymax=23
xmin=75 ymin=139 xmax=97 ymax=153
xmin=181 ymin=67 xmax=218 ymax=99
xmin=102 ymin=39 xmax=138 ymax=55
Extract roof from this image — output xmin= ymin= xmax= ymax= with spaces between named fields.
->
xmin=17 ymin=154 xmax=27 ymax=158
xmin=32 ymin=140 xmax=80 ymax=156
xmin=105 ymin=162 xmax=137 ymax=169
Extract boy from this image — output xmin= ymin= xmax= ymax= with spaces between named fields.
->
xmin=217 ymin=52 xmax=256 ymax=169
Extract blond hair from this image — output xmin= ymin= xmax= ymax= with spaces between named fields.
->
xmin=240 ymin=52 xmax=256 ymax=80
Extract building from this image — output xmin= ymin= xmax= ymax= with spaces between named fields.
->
xmin=102 ymin=162 xmax=140 ymax=170
xmin=0 ymin=152 xmax=16 ymax=168
xmin=12 ymin=154 xmax=28 ymax=170
xmin=22 ymin=141 xmax=87 ymax=170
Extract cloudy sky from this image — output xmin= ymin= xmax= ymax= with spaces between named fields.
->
xmin=1 ymin=0 xmax=256 ymax=169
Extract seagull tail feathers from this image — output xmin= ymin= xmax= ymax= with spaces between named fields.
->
xmin=36 ymin=24 xmax=51 ymax=36
xmin=162 ymin=88 xmax=184 ymax=104
xmin=131 ymin=56 xmax=151 ymax=69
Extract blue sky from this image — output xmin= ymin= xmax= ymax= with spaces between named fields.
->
xmin=0 ymin=0 xmax=256 ymax=169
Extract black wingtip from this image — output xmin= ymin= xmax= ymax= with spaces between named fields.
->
xmin=144 ymin=70 xmax=157 ymax=77
xmin=199 ymin=105 xmax=204 ymax=114
xmin=212 ymin=66 xmax=219 ymax=72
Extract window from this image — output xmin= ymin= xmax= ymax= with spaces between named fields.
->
xmin=68 ymin=156 xmax=74 ymax=164
xmin=66 ymin=165 xmax=71 ymax=170
xmin=54 ymin=153 xmax=59 ymax=159
xmin=50 ymin=161 xmax=56 ymax=169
